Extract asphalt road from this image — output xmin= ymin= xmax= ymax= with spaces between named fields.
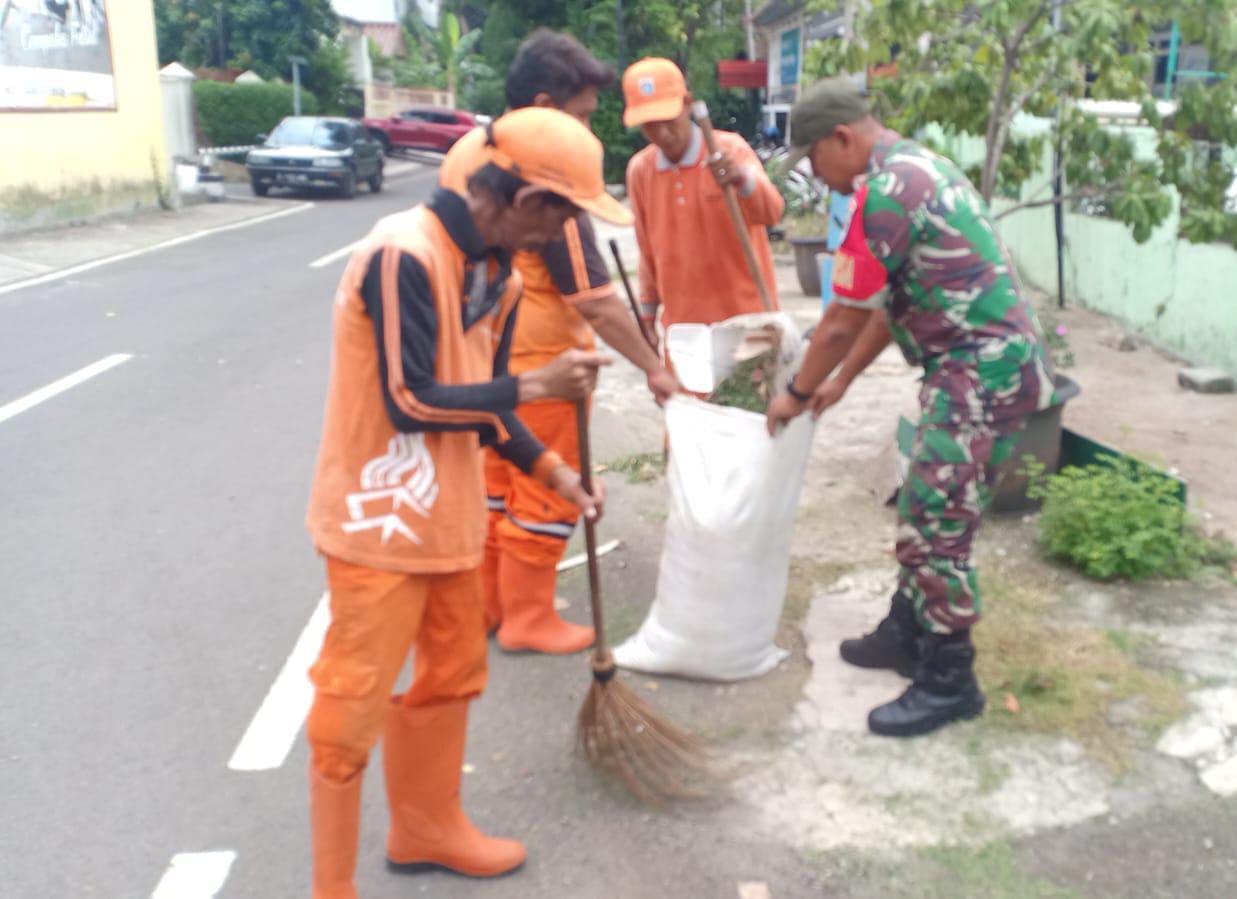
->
xmin=0 ymin=171 xmax=828 ymax=899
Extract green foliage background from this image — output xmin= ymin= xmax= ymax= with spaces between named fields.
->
xmin=807 ymin=0 xmax=1237 ymax=246
xmin=193 ymin=80 xmax=318 ymax=148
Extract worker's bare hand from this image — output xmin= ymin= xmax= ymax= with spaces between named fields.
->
xmin=810 ymin=378 xmax=849 ymax=418
xmin=549 ymin=464 xmax=605 ymax=522
xmin=521 ymin=349 xmax=613 ymax=402
xmin=646 ymin=366 xmax=679 ymax=406
xmin=708 ymin=150 xmax=748 ymax=190
xmin=766 ymin=392 xmax=806 ymax=437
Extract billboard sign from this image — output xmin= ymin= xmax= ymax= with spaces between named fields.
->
xmin=0 ymin=0 xmax=115 ymax=111
xmin=780 ymin=27 xmax=800 ymax=87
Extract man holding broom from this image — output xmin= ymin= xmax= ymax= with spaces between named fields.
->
xmin=304 ymin=107 xmax=630 ymax=897
xmin=623 ymin=57 xmax=784 ymax=344
xmin=767 ymin=78 xmax=1054 ymax=738
xmin=440 ymin=30 xmax=678 ymax=656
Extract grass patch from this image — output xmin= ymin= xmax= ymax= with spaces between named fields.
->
xmin=784 ymin=557 xmax=853 ymax=624
xmin=963 ymin=733 xmax=1013 ymax=794
xmin=910 ymin=841 xmax=1079 ymax=899
xmin=975 ymin=568 xmax=1188 ymax=769
xmin=602 ymin=452 xmax=665 ymax=484
xmin=836 ymin=839 xmax=1079 ymax=899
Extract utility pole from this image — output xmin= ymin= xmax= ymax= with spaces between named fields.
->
xmin=216 ymin=0 xmax=227 ymax=68
xmin=616 ymin=0 xmax=626 ymax=72
xmin=744 ymin=0 xmax=755 ymax=60
xmin=1051 ymin=0 xmax=1065 ymax=309
xmin=291 ymin=55 xmax=308 ymax=116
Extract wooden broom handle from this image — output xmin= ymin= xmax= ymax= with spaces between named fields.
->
xmin=608 ymin=238 xmax=656 ymax=351
xmin=575 ymin=399 xmax=607 ymax=653
xmin=692 ymin=101 xmax=774 ymax=312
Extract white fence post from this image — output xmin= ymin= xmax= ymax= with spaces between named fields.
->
xmin=160 ymin=62 xmax=197 ymax=164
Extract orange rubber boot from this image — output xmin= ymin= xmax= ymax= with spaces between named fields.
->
xmin=481 ymin=530 xmax=502 ymax=635
xmin=383 ymin=699 xmax=526 ymax=877
xmin=495 ymin=554 xmax=595 ymax=654
xmin=309 ymin=769 xmax=362 ymax=899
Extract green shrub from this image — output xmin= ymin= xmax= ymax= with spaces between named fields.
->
xmin=1025 ymin=456 xmax=1232 ymax=581
xmin=193 ymin=80 xmax=319 ymax=148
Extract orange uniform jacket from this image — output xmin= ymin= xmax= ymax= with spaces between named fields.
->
xmin=627 ymin=126 xmax=783 ymax=327
xmin=307 ymin=189 xmax=560 ymax=574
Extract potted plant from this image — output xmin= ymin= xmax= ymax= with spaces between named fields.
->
xmin=784 ymin=213 xmax=830 ymax=297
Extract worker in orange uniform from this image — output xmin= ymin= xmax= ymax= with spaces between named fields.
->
xmin=623 ymin=57 xmax=784 ymax=345
xmin=304 ymin=107 xmax=630 ymax=898
xmin=440 ymin=30 xmax=679 ymax=656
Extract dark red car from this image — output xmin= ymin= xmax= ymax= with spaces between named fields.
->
xmin=362 ymin=106 xmax=482 ymax=155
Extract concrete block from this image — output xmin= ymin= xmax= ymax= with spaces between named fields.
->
xmin=1100 ymin=329 xmax=1141 ymax=352
xmin=1178 ymin=367 xmax=1236 ymax=394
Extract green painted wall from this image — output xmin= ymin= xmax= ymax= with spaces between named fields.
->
xmin=929 ymin=116 xmax=1237 ymax=376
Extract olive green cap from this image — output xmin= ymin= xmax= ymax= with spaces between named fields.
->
xmin=779 ymin=77 xmax=871 ymax=175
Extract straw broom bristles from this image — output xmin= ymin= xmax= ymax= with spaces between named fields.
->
xmin=573 ymin=400 xmax=718 ymax=805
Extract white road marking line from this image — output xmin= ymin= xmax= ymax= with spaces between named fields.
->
xmin=151 ymin=851 xmax=236 ymax=899
xmin=557 ymin=539 xmax=621 ymax=572
xmin=0 ymin=202 xmax=314 ymax=298
xmin=0 ymin=353 xmax=132 ymax=425
xmin=228 ymin=593 xmax=330 ymax=772
xmin=309 ymin=240 xmax=360 ymax=268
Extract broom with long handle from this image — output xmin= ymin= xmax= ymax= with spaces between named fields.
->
xmin=574 ymin=399 xmax=714 ymax=804
xmin=691 ymin=100 xmax=775 ymax=312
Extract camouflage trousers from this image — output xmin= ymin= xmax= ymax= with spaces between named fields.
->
xmin=895 ymin=417 xmax=1027 ymax=634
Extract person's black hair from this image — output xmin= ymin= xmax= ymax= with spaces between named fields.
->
xmin=505 ymin=28 xmax=614 ymax=109
xmin=466 ymin=162 xmax=576 ymax=211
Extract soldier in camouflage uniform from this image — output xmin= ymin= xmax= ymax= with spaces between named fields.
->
xmin=768 ymin=77 xmax=1055 ymax=737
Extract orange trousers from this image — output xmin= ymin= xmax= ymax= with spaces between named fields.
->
xmin=306 ymin=555 xmax=488 ymax=784
xmin=485 ymin=398 xmax=582 ymax=568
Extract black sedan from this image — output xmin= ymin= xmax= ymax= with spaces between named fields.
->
xmin=246 ymin=117 xmax=384 ymax=198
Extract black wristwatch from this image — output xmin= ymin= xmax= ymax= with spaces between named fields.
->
xmin=785 ymin=376 xmax=811 ymax=403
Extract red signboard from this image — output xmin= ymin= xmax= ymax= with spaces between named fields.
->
xmin=717 ymin=60 xmax=768 ymax=89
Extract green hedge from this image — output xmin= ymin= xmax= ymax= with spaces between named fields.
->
xmin=193 ymin=80 xmax=319 ymax=148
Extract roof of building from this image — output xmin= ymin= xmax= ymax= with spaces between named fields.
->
xmin=331 ymin=0 xmax=400 ymax=25
xmin=753 ymin=0 xmax=804 ymax=27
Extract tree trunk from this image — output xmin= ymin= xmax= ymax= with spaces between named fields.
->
xmin=981 ymin=56 xmax=1016 ymax=203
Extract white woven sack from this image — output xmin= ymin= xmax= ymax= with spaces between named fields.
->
xmin=613 ymin=313 xmax=814 ymax=681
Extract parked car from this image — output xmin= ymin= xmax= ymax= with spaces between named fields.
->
xmin=246 ymin=117 xmax=384 ymax=199
xmin=362 ymin=106 xmax=478 ymax=155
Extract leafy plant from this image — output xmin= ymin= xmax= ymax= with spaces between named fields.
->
xmin=766 ymin=155 xmax=827 ymax=220
xmin=193 ymin=80 xmax=317 ymax=148
xmin=1023 ymin=455 xmax=1231 ymax=581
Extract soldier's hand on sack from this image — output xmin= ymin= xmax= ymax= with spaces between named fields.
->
xmin=521 ymin=349 xmax=613 ymax=401
xmin=708 ymin=149 xmax=748 ymax=190
xmin=549 ymin=464 xmax=606 ymax=522
xmin=766 ymin=392 xmax=806 ymax=437
xmin=810 ymin=377 xmax=849 ymax=418
xmin=646 ymin=365 xmax=679 ymax=406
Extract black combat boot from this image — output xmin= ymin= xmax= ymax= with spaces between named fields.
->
xmin=839 ymin=593 xmax=922 ymax=677
xmin=867 ymin=632 xmax=985 ymax=737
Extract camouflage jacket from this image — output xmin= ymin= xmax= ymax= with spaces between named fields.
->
xmin=837 ymin=130 xmax=1054 ymax=425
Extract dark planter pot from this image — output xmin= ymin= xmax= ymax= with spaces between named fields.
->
xmin=991 ymin=373 xmax=1082 ymax=513
xmin=789 ymin=235 xmax=828 ymax=297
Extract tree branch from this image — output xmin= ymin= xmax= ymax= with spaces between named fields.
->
xmin=995 ymin=185 xmax=1119 ymax=219
xmin=1008 ymin=71 xmax=1052 ymax=119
